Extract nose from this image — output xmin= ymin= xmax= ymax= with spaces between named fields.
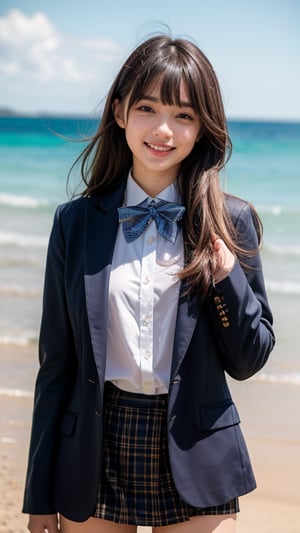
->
xmin=152 ymin=120 xmax=172 ymax=139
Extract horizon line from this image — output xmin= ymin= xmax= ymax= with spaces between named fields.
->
xmin=0 ymin=108 xmax=300 ymax=124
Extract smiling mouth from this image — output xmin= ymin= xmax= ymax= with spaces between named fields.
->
xmin=145 ymin=142 xmax=175 ymax=153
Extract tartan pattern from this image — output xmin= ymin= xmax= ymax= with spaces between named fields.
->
xmin=94 ymin=382 xmax=239 ymax=526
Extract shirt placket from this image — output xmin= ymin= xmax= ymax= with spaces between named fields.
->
xmin=139 ymin=220 xmax=156 ymax=393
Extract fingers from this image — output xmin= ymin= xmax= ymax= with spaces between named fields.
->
xmin=211 ymin=235 xmax=235 ymax=283
xmin=212 ymin=238 xmax=222 ymax=254
xmin=27 ymin=514 xmax=59 ymax=533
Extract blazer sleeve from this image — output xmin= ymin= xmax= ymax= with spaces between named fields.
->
xmin=208 ymin=199 xmax=275 ymax=380
xmin=23 ymin=205 xmax=77 ymax=514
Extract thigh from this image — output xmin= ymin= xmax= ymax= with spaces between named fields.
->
xmin=60 ymin=515 xmax=137 ymax=533
xmin=153 ymin=513 xmax=237 ymax=533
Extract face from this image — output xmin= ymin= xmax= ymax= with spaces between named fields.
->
xmin=113 ymin=80 xmax=201 ymax=196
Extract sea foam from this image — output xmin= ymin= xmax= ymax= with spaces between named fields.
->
xmin=0 ymin=192 xmax=49 ymax=208
xmin=0 ymin=387 xmax=33 ymax=398
xmin=264 ymin=243 xmax=300 ymax=257
xmin=0 ymin=231 xmax=48 ymax=248
xmin=0 ymin=332 xmax=38 ymax=346
xmin=0 ymin=283 xmax=41 ymax=297
xmin=265 ymin=279 xmax=300 ymax=295
xmin=253 ymin=372 xmax=300 ymax=386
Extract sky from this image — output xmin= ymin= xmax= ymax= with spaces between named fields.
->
xmin=0 ymin=0 xmax=299 ymax=120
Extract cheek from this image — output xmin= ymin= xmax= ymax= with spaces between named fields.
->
xmin=124 ymin=122 xmax=137 ymax=148
xmin=182 ymin=131 xmax=199 ymax=149
xmin=125 ymin=117 xmax=144 ymax=143
xmin=180 ymin=125 xmax=199 ymax=143
xmin=124 ymin=131 xmax=135 ymax=153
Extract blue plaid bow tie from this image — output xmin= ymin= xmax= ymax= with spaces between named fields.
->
xmin=118 ymin=199 xmax=185 ymax=244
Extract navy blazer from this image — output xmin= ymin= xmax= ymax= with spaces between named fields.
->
xmin=23 ymin=181 xmax=275 ymax=521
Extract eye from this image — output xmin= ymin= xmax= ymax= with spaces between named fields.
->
xmin=136 ymin=105 xmax=154 ymax=113
xmin=177 ymin=112 xmax=193 ymax=120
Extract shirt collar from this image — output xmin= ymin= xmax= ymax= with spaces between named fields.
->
xmin=125 ymin=170 xmax=182 ymax=206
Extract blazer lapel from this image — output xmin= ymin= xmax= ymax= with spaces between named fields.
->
xmin=83 ymin=183 xmax=126 ymax=386
xmin=171 ymin=289 xmax=200 ymax=380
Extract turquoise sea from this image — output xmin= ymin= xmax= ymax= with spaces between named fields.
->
xmin=0 ymin=116 xmax=300 ymax=399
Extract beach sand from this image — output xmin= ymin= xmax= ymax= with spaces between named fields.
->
xmin=1 ymin=366 xmax=299 ymax=532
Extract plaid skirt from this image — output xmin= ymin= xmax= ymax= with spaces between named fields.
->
xmin=93 ymin=381 xmax=239 ymax=526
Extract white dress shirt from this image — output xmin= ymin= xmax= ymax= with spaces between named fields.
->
xmin=105 ymin=173 xmax=184 ymax=394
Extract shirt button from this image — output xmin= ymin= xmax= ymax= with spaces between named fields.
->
xmin=147 ymin=236 xmax=155 ymax=244
xmin=143 ymin=382 xmax=153 ymax=393
xmin=144 ymin=351 xmax=151 ymax=359
xmin=143 ymin=276 xmax=150 ymax=285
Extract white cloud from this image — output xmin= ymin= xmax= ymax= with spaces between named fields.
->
xmin=0 ymin=9 xmax=123 ymax=85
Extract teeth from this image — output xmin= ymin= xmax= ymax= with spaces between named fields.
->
xmin=147 ymin=143 xmax=172 ymax=152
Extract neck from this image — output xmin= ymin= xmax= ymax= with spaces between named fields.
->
xmin=131 ymin=173 xmax=176 ymax=198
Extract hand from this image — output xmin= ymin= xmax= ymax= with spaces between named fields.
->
xmin=211 ymin=235 xmax=235 ymax=284
xmin=27 ymin=514 xmax=59 ymax=532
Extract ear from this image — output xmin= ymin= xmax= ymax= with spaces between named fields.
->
xmin=112 ymin=99 xmax=126 ymax=128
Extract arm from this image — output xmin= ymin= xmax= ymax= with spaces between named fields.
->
xmin=208 ymin=201 xmax=275 ymax=380
xmin=23 ymin=205 xmax=77 ymax=514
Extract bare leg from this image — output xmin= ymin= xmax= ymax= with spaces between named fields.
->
xmin=153 ymin=514 xmax=237 ymax=533
xmin=60 ymin=515 xmax=138 ymax=533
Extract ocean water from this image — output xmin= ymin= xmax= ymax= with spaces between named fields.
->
xmin=0 ymin=116 xmax=300 ymax=398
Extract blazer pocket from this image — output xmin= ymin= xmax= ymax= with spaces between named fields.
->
xmin=200 ymin=402 xmax=240 ymax=432
xmin=59 ymin=410 xmax=77 ymax=437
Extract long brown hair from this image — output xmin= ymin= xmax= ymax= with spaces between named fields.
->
xmin=72 ymin=34 xmax=261 ymax=296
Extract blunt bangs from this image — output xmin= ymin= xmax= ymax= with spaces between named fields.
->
xmin=122 ymin=44 xmax=200 ymax=114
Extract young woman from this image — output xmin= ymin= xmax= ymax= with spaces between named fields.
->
xmin=23 ymin=34 xmax=275 ymax=532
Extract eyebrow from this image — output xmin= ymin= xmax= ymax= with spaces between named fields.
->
xmin=140 ymin=95 xmax=194 ymax=108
